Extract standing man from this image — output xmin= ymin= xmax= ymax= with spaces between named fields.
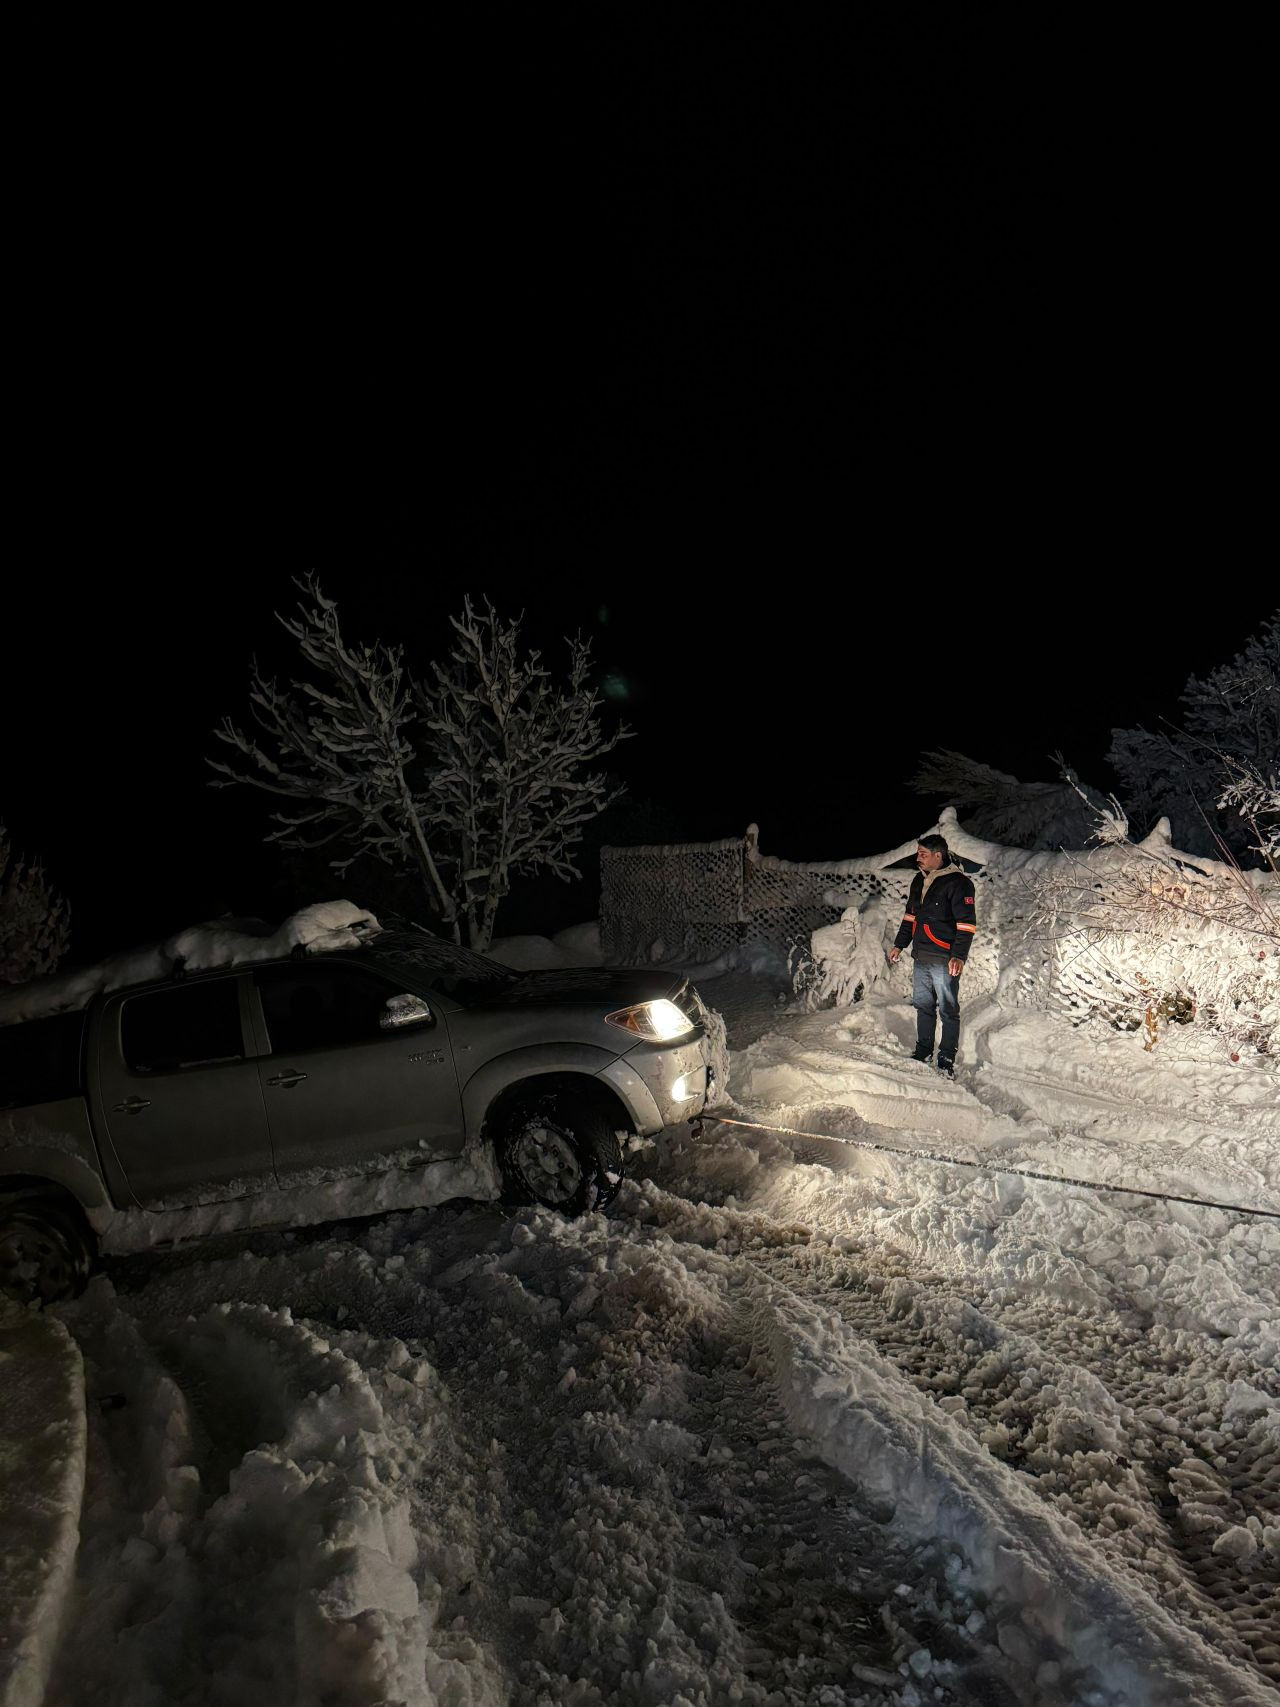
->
xmin=887 ymin=834 xmax=978 ymax=1076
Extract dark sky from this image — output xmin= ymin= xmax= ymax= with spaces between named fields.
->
xmin=6 ymin=17 xmax=1270 ymax=959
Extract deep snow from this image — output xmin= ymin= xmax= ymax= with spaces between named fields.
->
xmin=2 ymin=977 xmax=1277 ymax=1707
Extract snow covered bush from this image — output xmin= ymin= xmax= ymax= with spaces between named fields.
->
xmin=212 ymin=579 xmax=628 ymax=951
xmin=0 ymin=824 xmax=69 ymax=985
xmin=795 ymin=894 xmax=900 ymax=1009
xmin=1025 ymin=820 xmax=1279 ymax=1057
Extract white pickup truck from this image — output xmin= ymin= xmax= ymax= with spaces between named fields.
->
xmin=0 ymin=928 xmax=719 ymax=1303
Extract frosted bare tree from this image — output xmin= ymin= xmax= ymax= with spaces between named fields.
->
xmin=1 ymin=824 xmax=70 ymax=985
xmin=211 ymin=576 xmax=460 ymax=937
xmin=418 ymin=598 xmax=630 ymax=949
xmin=213 ymin=581 xmax=629 ymax=950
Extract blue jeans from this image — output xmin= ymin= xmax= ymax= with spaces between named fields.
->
xmin=912 ymin=958 xmax=960 ymax=1065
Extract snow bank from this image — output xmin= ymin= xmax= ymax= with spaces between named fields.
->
xmin=99 ymin=1138 xmax=502 ymax=1254
xmin=0 ymin=901 xmax=383 ymax=1026
xmin=551 ymin=921 xmax=603 ymax=964
xmin=50 ymin=1282 xmax=507 ymax=1707
xmin=0 ymin=1308 xmax=85 ymax=1707
xmin=732 ymin=994 xmax=1280 ymax=1215
xmin=487 ymin=921 xmax=664 ymax=971
xmin=186 ymin=1303 xmax=430 ymax=1703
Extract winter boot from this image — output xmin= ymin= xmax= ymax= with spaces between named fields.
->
xmin=911 ymin=1045 xmax=933 ymax=1063
xmin=936 ymin=1056 xmax=955 ymax=1079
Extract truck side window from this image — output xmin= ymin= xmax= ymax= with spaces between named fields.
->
xmin=0 ymin=1010 xmax=86 ymax=1108
xmin=121 ymin=981 xmax=245 ymax=1075
xmin=256 ymin=964 xmax=404 ymax=1055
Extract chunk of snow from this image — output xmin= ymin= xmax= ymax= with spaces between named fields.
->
xmin=0 ymin=901 xmax=382 ymax=1025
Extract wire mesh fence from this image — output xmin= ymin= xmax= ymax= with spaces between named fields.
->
xmin=600 ymin=814 xmax=1278 ymax=1055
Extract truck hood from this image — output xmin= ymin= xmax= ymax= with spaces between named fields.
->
xmin=468 ymin=967 xmax=685 ymax=1012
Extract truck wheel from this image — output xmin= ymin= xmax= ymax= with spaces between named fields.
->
xmin=0 ymin=1198 xmax=94 ymax=1306
xmin=496 ymin=1093 xmax=625 ymax=1215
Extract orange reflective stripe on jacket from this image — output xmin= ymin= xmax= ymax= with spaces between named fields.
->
xmin=922 ymin=923 xmax=952 ymax=950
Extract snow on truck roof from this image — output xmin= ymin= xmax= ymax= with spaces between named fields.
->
xmin=0 ymin=902 xmax=387 ymax=1028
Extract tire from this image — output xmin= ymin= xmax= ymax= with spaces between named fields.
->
xmin=0 ymin=1197 xmax=94 ymax=1306
xmin=495 ymin=1091 xmax=626 ymax=1215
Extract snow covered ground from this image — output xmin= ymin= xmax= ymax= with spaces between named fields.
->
xmin=2 ymin=977 xmax=1277 ymax=1707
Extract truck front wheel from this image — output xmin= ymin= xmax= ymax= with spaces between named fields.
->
xmin=495 ymin=1091 xmax=625 ymax=1215
xmin=0 ymin=1197 xmax=94 ymax=1306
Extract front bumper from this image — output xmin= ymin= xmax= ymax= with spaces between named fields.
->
xmin=597 ymin=1034 xmax=713 ymax=1135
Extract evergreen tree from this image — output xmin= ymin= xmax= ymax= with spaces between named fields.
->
xmin=1108 ymin=612 xmax=1279 ymax=863
xmin=0 ymin=824 xmax=69 ymax=985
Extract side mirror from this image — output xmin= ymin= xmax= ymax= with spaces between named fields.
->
xmin=381 ymin=993 xmax=434 ymax=1030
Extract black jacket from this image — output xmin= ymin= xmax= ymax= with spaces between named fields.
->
xmin=893 ymin=866 xmax=978 ymax=964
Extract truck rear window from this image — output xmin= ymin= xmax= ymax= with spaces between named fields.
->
xmin=0 ymin=1011 xmax=86 ymax=1109
xmin=120 ymin=980 xmax=245 ymax=1074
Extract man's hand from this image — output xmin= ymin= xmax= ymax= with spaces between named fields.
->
xmin=948 ymin=957 xmax=964 ymax=977
xmin=887 ymin=946 xmax=901 ymax=965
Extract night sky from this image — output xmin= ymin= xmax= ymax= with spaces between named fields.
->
xmin=6 ymin=18 xmax=1269 ymax=961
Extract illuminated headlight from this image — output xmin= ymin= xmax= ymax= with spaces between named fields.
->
xmin=671 ymin=1073 xmax=701 ymax=1101
xmin=605 ymin=998 xmax=695 ymax=1042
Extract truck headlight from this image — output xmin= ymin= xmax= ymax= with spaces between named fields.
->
xmin=605 ymin=998 xmax=695 ymax=1042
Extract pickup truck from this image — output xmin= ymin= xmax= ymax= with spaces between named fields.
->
xmin=0 ymin=930 xmax=719 ymax=1303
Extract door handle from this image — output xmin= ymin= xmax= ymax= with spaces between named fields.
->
xmin=112 ymin=1095 xmax=152 ymax=1114
xmin=267 ymin=1069 xmax=309 ymax=1088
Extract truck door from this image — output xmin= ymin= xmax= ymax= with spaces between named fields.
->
xmin=249 ymin=961 xmax=465 ymax=1183
xmin=97 ymin=975 xmax=275 ymax=1207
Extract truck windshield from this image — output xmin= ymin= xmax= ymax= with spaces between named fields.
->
xmin=368 ymin=935 xmax=518 ymax=1002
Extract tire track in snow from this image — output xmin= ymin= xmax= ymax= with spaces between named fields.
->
xmin=636 ymin=1184 xmax=1280 ymax=1696
xmin=89 ymin=1208 xmax=1025 ymax=1705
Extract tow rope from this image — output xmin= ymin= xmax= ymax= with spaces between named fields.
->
xmin=691 ymin=1113 xmax=1280 ymax=1224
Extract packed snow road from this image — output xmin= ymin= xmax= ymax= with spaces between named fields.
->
xmin=8 ymin=982 xmax=1279 ymax=1707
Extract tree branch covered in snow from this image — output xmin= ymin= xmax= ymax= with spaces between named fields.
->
xmin=0 ymin=824 xmax=70 ymax=985
xmin=1216 ymin=756 xmax=1279 ymax=872
xmin=213 ymin=581 xmax=629 ymax=949
xmin=210 ymin=576 xmax=460 ymax=936
xmin=909 ymin=750 xmax=1110 ymax=849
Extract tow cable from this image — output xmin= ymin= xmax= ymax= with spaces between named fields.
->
xmin=687 ymin=1113 xmax=1280 ymax=1224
